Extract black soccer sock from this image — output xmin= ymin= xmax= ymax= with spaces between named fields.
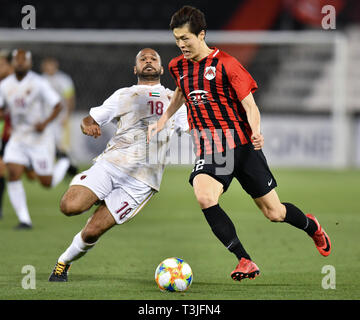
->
xmin=282 ymin=202 xmax=317 ymax=236
xmin=202 ymin=204 xmax=251 ymax=261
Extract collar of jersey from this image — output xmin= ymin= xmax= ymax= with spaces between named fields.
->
xmin=188 ymin=47 xmax=219 ymax=64
xmin=134 ymin=83 xmax=163 ymax=88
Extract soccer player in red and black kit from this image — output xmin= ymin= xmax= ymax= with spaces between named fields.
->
xmin=148 ymin=6 xmax=331 ymax=281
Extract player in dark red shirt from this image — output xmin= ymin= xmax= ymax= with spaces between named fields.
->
xmin=148 ymin=6 xmax=331 ymax=281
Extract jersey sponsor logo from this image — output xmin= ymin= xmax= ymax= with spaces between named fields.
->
xmin=204 ymin=66 xmax=216 ymax=80
xmin=188 ymin=90 xmax=210 ymax=106
xmin=80 ymin=175 xmax=87 ymax=180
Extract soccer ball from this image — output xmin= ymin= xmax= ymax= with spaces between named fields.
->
xmin=155 ymin=257 xmax=193 ymax=292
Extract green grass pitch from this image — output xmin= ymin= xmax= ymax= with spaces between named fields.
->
xmin=0 ymin=166 xmax=359 ymax=300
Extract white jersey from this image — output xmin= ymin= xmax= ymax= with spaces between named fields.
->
xmin=90 ymin=83 xmax=188 ymax=191
xmin=0 ymin=71 xmax=61 ymax=146
xmin=42 ymin=70 xmax=75 ymax=123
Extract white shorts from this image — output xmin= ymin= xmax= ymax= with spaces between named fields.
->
xmin=70 ymin=159 xmax=156 ymax=224
xmin=3 ymin=138 xmax=55 ymax=176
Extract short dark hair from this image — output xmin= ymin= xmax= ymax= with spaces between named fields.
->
xmin=169 ymin=6 xmax=207 ymax=36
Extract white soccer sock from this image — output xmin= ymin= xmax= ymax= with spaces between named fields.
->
xmin=7 ymin=180 xmax=32 ymax=225
xmin=51 ymin=157 xmax=70 ymax=187
xmin=58 ymin=231 xmax=97 ymax=264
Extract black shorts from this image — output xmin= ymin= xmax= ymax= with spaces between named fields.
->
xmin=189 ymin=143 xmax=277 ymax=198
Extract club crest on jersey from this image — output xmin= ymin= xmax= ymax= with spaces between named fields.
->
xmin=204 ymin=66 xmax=216 ymax=80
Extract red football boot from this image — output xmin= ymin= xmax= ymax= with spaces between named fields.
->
xmin=306 ymin=214 xmax=331 ymax=257
xmin=230 ymin=258 xmax=260 ymax=281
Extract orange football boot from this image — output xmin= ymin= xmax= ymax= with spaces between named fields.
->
xmin=306 ymin=214 xmax=331 ymax=257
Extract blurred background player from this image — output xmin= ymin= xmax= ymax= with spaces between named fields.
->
xmin=0 ymin=50 xmax=13 ymax=219
xmin=41 ymin=56 xmax=78 ymax=175
xmin=0 ymin=49 xmax=71 ymax=229
xmin=48 ymin=48 xmax=188 ymax=282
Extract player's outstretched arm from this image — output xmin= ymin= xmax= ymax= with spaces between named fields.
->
xmin=35 ymin=102 xmax=62 ymax=132
xmin=241 ymin=92 xmax=264 ymax=150
xmin=147 ymin=87 xmax=185 ymax=142
xmin=81 ymin=115 xmax=101 ymax=138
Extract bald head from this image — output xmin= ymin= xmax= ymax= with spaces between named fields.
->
xmin=12 ymin=49 xmax=32 ymax=61
xmin=134 ymin=48 xmax=163 ymax=85
xmin=135 ymin=48 xmax=162 ymax=65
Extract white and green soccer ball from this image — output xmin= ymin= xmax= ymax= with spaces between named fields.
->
xmin=155 ymin=257 xmax=193 ymax=292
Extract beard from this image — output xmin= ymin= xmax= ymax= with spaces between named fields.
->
xmin=15 ymin=68 xmax=28 ymax=78
xmin=137 ymin=66 xmax=161 ymax=81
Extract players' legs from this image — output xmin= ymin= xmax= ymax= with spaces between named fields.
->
xmin=29 ymin=161 xmax=70 ymax=188
xmin=49 ymin=160 xmax=156 ymax=281
xmin=33 ymin=162 xmax=70 ymax=189
xmin=24 ymin=167 xmax=37 ymax=181
xmin=233 ymin=145 xmax=318 ymax=236
xmin=59 ymin=161 xmax=114 ymax=217
xmin=51 ymin=157 xmax=71 ymax=187
xmin=193 ymin=173 xmax=223 ymax=209
xmin=29 ymin=143 xmax=70 ymax=188
xmin=253 ymin=188 xmax=334 ymax=256
xmin=6 ymin=162 xmax=32 ymax=227
xmin=37 ymin=175 xmax=53 ymax=188
xmin=60 ymin=185 xmax=99 ymax=216
xmin=81 ymin=204 xmax=116 ymax=243
xmin=254 ymin=189 xmax=317 ymax=236
xmin=7 ymin=162 xmax=25 ymax=181
xmin=253 ymin=189 xmax=286 ymax=222
xmin=50 ymin=176 xmax=155 ymax=281
xmin=57 ymin=203 xmax=116 ymax=264
xmin=193 ymin=173 xmax=252 ymax=261
xmin=82 ymin=204 xmax=116 ymax=243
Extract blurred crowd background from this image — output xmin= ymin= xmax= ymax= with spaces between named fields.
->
xmin=1 ymin=0 xmax=357 ymax=30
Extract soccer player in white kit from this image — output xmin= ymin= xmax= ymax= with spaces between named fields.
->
xmin=48 ymin=48 xmax=188 ymax=282
xmin=41 ymin=57 xmax=78 ymax=175
xmin=0 ymin=49 xmax=71 ymax=229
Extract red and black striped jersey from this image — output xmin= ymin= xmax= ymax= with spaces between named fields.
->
xmin=169 ymin=47 xmax=258 ymax=156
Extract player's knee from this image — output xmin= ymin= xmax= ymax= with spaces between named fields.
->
xmin=40 ymin=180 xmax=52 ymax=188
xmin=37 ymin=175 xmax=53 ymax=188
xmin=263 ymin=206 xmax=286 ymax=222
xmin=195 ymin=193 xmax=218 ymax=209
xmin=81 ymin=225 xmax=101 ymax=243
xmin=60 ymin=189 xmax=89 ymax=216
xmin=7 ymin=169 xmax=22 ymax=181
xmin=60 ymin=197 xmax=82 ymax=216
